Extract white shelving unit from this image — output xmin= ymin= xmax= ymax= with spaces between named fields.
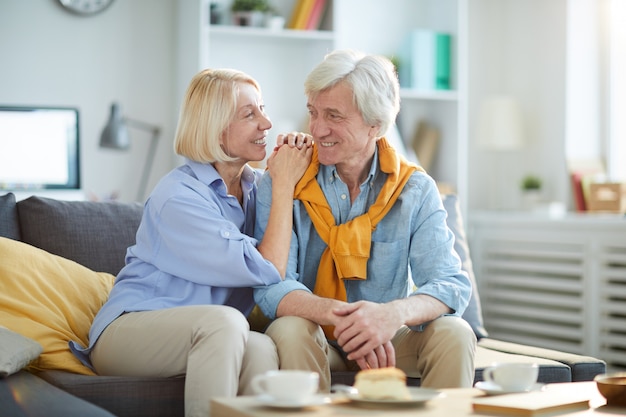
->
xmin=176 ymin=0 xmax=468 ymax=211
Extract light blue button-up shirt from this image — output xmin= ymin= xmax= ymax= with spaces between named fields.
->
xmin=71 ymin=159 xmax=283 ymax=368
xmin=253 ymin=149 xmax=471 ymax=331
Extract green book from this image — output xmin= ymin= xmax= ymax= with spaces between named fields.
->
xmin=435 ymin=33 xmax=451 ymax=90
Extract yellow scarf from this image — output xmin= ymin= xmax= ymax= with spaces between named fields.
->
xmin=294 ymin=137 xmax=423 ymax=338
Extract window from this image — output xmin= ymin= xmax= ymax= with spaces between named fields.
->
xmin=566 ymin=0 xmax=625 ymax=183
xmin=607 ymin=0 xmax=626 ymax=181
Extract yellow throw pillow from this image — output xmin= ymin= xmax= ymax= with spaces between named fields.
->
xmin=0 ymin=237 xmax=115 ymax=375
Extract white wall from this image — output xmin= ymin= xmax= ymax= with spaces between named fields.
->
xmin=0 ymin=0 xmax=178 ymax=202
xmin=0 ymin=0 xmax=587 ymax=212
xmin=467 ymin=0 xmax=568 ymax=211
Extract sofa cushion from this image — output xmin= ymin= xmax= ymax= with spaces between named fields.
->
xmin=442 ymin=194 xmax=488 ymax=339
xmin=478 ymin=337 xmax=606 ymax=382
xmin=0 ymin=237 xmax=115 ymax=375
xmin=0 ymin=370 xmax=116 ymax=417
xmin=38 ymin=370 xmax=185 ymax=417
xmin=0 ymin=326 xmax=42 ymax=377
xmin=474 ymin=343 xmax=572 ymax=384
xmin=0 ymin=193 xmax=20 ymax=240
xmin=17 ymin=196 xmax=143 ymax=275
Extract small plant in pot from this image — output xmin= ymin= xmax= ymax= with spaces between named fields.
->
xmin=521 ymin=175 xmax=542 ymax=192
xmin=231 ymin=0 xmax=271 ymax=27
xmin=520 ymin=175 xmax=542 ymax=210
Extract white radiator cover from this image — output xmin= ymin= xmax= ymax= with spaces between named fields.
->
xmin=469 ymin=212 xmax=626 ymax=370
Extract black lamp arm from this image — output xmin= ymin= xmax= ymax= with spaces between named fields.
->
xmin=124 ymin=118 xmax=161 ymax=201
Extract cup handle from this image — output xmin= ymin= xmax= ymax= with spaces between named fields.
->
xmin=483 ymin=367 xmax=495 ymax=383
xmin=250 ymin=374 xmax=267 ymax=395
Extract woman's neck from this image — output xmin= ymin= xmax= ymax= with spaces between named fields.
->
xmin=214 ymin=161 xmax=246 ymax=205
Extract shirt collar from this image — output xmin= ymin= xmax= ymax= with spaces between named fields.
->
xmin=184 ymin=158 xmax=257 ymax=191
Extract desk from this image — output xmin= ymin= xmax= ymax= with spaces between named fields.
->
xmin=211 ymin=381 xmax=626 ymax=417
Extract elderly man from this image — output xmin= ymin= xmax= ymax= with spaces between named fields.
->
xmin=254 ymin=49 xmax=476 ymax=392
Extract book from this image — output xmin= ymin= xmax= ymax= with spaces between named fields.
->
xmin=293 ymin=0 xmax=315 ymax=30
xmin=397 ymin=30 xmax=452 ymax=90
xmin=412 ymin=120 xmax=440 ymax=172
xmin=570 ymin=172 xmax=586 ymax=212
xmin=435 ymin=33 xmax=451 ymax=89
xmin=472 ymin=391 xmax=590 ymax=416
xmin=287 ymin=0 xmax=305 ymax=29
xmin=567 ymin=157 xmax=606 ymax=212
xmin=305 ymin=0 xmax=327 ymax=30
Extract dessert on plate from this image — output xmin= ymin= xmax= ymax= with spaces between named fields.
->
xmin=353 ymin=367 xmax=411 ymax=400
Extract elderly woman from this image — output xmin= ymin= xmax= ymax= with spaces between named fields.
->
xmin=70 ymin=68 xmax=312 ymax=417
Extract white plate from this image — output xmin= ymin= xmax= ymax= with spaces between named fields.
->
xmin=474 ymin=381 xmax=545 ymax=395
xmin=346 ymin=387 xmax=443 ymax=408
xmin=256 ymin=394 xmax=331 ymax=409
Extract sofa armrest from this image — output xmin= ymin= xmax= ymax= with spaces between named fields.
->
xmin=0 ymin=371 xmax=115 ymax=417
xmin=478 ymin=338 xmax=606 ymax=381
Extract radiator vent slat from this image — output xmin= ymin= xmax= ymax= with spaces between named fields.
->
xmin=470 ymin=218 xmax=626 ymax=371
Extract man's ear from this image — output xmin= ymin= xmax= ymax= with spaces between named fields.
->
xmin=369 ymin=124 xmax=381 ymax=138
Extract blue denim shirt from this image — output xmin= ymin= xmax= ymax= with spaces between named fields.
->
xmin=70 ymin=159 xmax=283 ymax=368
xmin=253 ymin=149 xmax=471 ymax=330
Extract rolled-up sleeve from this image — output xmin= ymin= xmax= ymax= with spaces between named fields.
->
xmin=133 ymin=182 xmax=283 ymax=288
xmin=407 ymin=180 xmax=471 ymax=321
xmin=253 ymin=172 xmax=311 ymax=318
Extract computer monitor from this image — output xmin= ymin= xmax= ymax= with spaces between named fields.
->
xmin=0 ymin=105 xmax=80 ymax=191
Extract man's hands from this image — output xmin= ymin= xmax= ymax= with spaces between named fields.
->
xmin=332 ymin=301 xmax=401 ymax=370
xmin=331 ymin=295 xmax=452 ymax=370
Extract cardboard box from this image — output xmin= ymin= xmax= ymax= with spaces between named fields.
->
xmin=587 ymin=183 xmax=626 ymax=213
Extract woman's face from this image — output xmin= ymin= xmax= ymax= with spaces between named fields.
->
xmin=221 ymin=82 xmax=272 ymax=162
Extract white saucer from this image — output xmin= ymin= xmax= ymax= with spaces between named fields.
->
xmin=345 ymin=387 xmax=443 ymax=408
xmin=256 ymin=394 xmax=330 ymax=409
xmin=475 ymin=381 xmax=545 ymax=395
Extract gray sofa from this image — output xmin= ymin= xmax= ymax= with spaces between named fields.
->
xmin=0 ymin=192 xmax=606 ymax=417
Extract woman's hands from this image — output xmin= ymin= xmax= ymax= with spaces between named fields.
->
xmin=266 ymin=132 xmax=313 ymax=189
xmin=275 ymin=131 xmax=313 ymax=150
xmin=257 ymin=132 xmax=313 ymax=278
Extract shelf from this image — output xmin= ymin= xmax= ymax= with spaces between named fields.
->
xmin=400 ymin=88 xmax=458 ymax=101
xmin=209 ymin=25 xmax=334 ymax=41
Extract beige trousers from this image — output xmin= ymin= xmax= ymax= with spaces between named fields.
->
xmin=265 ymin=315 xmax=476 ymax=392
xmin=91 ymin=305 xmax=278 ymax=417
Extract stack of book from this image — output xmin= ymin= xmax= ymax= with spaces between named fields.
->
xmin=397 ymin=29 xmax=452 ymax=90
xmin=568 ymin=158 xmax=606 ymax=212
xmin=288 ymin=0 xmax=327 ymax=30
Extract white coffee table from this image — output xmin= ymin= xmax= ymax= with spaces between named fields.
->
xmin=211 ymin=381 xmax=621 ymax=417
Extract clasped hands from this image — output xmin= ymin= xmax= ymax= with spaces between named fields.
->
xmin=266 ymin=132 xmax=313 ymax=185
xmin=332 ymin=300 xmax=400 ymax=370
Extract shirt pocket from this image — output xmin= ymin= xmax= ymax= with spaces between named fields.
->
xmin=346 ymin=238 xmax=411 ymax=301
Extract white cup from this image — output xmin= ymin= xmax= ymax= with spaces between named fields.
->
xmin=483 ymin=363 xmax=539 ymax=391
xmin=251 ymin=370 xmax=319 ymax=402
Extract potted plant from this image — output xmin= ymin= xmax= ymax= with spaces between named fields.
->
xmin=231 ymin=0 xmax=271 ymax=27
xmin=521 ymin=175 xmax=542 ymax=191
xmin=520 ymin=174 xmax=542 ymax=210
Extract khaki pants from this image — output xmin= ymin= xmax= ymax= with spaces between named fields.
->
xmin=91 ymin=305 xmax=278 ymax=417
xmin=265 ymin=315 xmax=476 ymax=392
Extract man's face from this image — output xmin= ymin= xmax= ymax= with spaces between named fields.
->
xmin=307 ymin=82 xmax=378 ymax=167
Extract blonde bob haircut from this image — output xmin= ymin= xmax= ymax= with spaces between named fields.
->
xmin=174 ymin=68 xmax=261 ymax=163
xmin=304 ymin=49 xmax=400 ymax=138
